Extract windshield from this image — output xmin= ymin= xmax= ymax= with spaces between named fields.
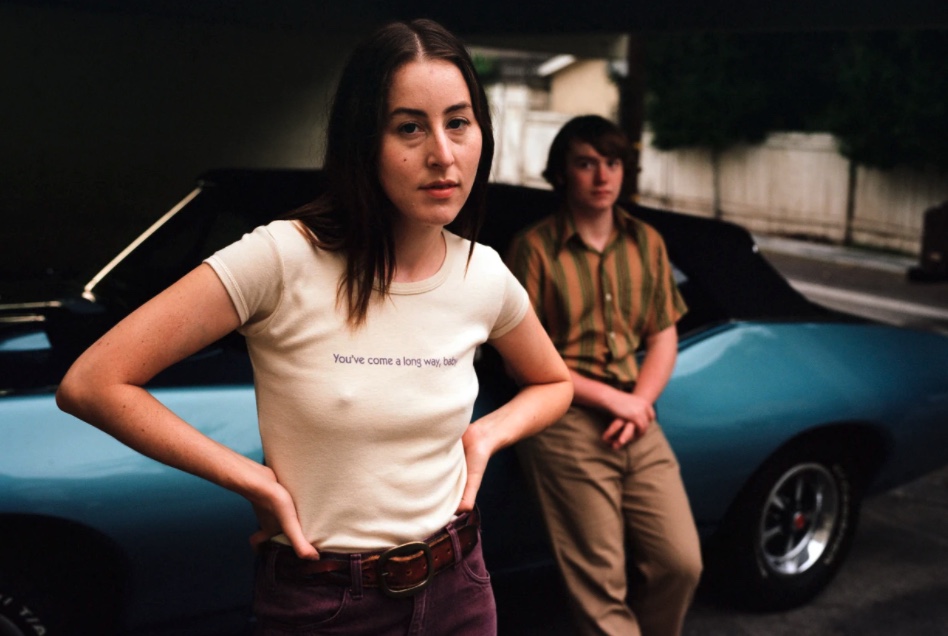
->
xmin=88 ymin=170 xmax=325 ymax=313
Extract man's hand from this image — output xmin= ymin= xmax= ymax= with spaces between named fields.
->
xmin=601 ymin=393 xmax=654 ymax=450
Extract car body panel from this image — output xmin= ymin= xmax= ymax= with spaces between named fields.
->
xmin=662 ymin=321 xmax=948 ymax=532
xmin=1 ymin=386 xmax=261 ymax=630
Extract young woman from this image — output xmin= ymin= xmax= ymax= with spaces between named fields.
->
xmin=56 ymin=19 xmax=572 ymax=635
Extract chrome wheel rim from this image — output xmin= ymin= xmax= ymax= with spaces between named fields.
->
xmin=758 ymin=462 xmax=840 ymax=575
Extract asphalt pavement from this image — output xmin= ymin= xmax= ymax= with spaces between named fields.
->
xmin=495 ymin=234 xmax=948 ymax=636
xmin=755 ymin=235 xmax=948 ymax=335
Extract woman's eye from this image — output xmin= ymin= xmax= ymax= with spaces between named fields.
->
xmin=447 ymin=118 xmax=469 ymax=130
xmin=398 ymin=122 xmax=422 ymax=135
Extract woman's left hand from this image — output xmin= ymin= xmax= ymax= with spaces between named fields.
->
xmin=456 ymin=421 xmax=493 ymax=513
xmin=455 ymin=308 xmax=573 ymax=512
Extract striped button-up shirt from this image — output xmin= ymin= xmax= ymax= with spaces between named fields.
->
xmin=506 ymin=205 xmax=687 ymax=386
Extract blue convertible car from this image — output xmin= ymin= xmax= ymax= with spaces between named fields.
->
xmin=3 ymin=170 xmax=947 ymax=635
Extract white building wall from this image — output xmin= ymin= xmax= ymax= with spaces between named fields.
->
xmin=487 ymin=84 xmax=531 ymax=184
xmin=548 ymin=59 xmax=619 ymax=120
xmin=488 ymin=83 xmax=570 ymax=188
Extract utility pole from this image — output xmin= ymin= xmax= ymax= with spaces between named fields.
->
xmin=618 ymin=33 xmax=646 ymax=202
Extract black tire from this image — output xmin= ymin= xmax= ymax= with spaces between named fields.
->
xmin=0 ymin=566 xmax=120 ymax=636
xmin=0 ymin=520 xmax=124 ymax=636
xmin=0 ymin=573 xmax=63 ymax=636
xmin=708 ymin=440 xmax=862 ymax=611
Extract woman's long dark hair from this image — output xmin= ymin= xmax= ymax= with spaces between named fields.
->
xmin=288 ymin=19 xmax=494 ymax=328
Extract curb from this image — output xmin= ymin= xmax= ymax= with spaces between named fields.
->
xmin=753 ymin=235 xmax=917 ymax=275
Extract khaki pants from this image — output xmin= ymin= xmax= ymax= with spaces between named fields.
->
xmin=517 ymin=406 xmax=702 ymax=636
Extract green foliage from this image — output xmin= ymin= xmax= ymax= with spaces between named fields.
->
xmin=646 ymin=33 xmax=773 ymax=151
xmin=826 ymin=31 xmax=948 ymax=170
xmin=644 ymin=29 xmax=948 ymax=170
xmin=471 ymin=53 xmax=501 ymax=84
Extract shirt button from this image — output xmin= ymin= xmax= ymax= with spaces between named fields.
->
xmin=609 ymin=332 xmax=616 ymax=339
xmin=605 ymin=293 xmax=613 ymax=302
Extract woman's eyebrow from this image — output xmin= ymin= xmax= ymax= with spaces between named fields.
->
xmin=390 ymin=106 xmax=428 ymax=119
xmin=444 ymin=101 xmax=472 ymax=114
xmin=389 ymin=102 xmax=472 ymax=119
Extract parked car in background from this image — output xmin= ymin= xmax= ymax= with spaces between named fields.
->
xmin=3 ymin=170 xmax=948 ymax=635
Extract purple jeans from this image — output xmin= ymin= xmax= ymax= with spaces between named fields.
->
xmin=252 ymin=516 xmax=497 ymax=635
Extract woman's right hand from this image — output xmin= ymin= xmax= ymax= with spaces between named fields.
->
xmin=56 ymin=264 xmax=320 ymax=561
xmin=246 ymin=464 xmax=320 ymax=560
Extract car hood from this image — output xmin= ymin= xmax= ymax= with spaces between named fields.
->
xmin=0 ymin=272 xmax=80 ymax=308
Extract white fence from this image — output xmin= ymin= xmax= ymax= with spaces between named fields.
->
xmin=639 ymin=131 xmax=948 ymax=256
xmin=488 ymin=90 xmax=948 ymax=257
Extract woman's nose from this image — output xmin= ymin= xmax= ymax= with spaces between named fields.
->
xmin=427 ymin=130 xmax=455 ymax=168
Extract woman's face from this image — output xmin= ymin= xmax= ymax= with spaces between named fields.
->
xmin=378 ymin=59 xmax=483 ymax=230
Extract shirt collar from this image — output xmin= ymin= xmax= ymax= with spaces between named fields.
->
xmin=554 ymin=204 xmax=639 ymax=253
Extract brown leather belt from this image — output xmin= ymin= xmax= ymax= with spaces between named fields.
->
xmin=270 ymin=509 xmax=480 ymax=598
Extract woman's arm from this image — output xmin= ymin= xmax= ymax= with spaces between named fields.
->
xmin=56 ymin=263 xmax=319 ymax=559
xmin=456 ymin=307 xmax=573 ymax=512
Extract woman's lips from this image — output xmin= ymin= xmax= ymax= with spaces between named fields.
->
xmin=421 ymin=181 xmax=459 ymax=199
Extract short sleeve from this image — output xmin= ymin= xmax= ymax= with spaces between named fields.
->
xmin=488 ymin=265 xmax=530 ymax=340
xmin=643 ymin=231 xmax=688 ymax=335
xmin=204 ymin=224 xmax=284 ymax=332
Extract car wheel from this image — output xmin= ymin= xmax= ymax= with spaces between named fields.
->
xmin=0 ymin=569 xmax=116 ymax=636
xmin=709 ymin=441 xmax=861 ymax=611
xmin=0 ymin=575 xmax=60 ymax=636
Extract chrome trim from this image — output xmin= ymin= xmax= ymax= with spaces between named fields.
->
xmin=0 ymin=314 xmax=46 ymax=324
xmin=0 ymin=300 xmax=63 ymax=310
xmin=83 ymin=187 xmax=203 ymax=296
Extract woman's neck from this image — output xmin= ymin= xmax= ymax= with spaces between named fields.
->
xmin=392 ymin=225 xmax=446 ymax=283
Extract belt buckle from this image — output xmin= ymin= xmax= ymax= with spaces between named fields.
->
xmin=377 ymin=541 xmax=434 ymax=598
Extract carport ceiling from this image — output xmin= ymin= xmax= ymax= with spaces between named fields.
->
xmin=14 ymin=0 xmax=948 ymax=32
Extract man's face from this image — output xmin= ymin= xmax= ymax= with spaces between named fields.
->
xmin=562 ymin=141 xmax=623 ymax=217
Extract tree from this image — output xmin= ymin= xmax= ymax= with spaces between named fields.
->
xmin=643 ymin=29 xmax=948 ymax=172
xmin=826 ymin=30 xmax=948 ymax=170
xmin=645 ymin=33 xmax=771 ymax=153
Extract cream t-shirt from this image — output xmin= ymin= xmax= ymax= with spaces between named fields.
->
xmin=205 ymin=220 xmax=528 ymax=552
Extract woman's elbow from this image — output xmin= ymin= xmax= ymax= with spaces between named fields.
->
xmin=55 ymin=364 xmax=96 ymax=419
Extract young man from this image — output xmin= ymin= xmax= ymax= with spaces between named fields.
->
xmin=507 ymin=115 xmax=702 ymax=636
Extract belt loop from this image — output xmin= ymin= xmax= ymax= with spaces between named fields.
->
xmin=447 ymin=522 xmax=463 ymax=567
xmin=349 ymin=553 xmax=364 ymax=599
xmin=264 ymin=543 xmax=280 ymax=590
